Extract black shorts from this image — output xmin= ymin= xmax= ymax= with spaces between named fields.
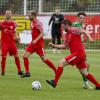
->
xmin=51 ymin=28 xmax=61 ymax=37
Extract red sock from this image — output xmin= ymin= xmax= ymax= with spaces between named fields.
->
xmin=23 ymin=57 xmax=29 ymax=73
xmin=14 ymin=57 xmax=21 ymax=72
xmin=44 ymin=59 xmax=56 ymax=73
xmin=54 ymin=66 xmax=63 ymax=84
xmin=1 ymin=57 xmax=6 ymax=74
xmin=86 ymin=73 xmax=100 ymax=87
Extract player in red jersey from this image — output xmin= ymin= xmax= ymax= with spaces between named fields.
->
xmin=21 ymin=10 xmax=56 ymax=77
xmin=0 ymin=10 xmax=23 ymax=76
xmin=46 ymin=19 xmax=100 ymax=90
xmin=73 ymin=12 xmax=93 ymax=89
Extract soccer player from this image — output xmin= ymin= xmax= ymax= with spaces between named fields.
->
xmin=0 ymin=10 xmax=23 ymax=76
xmin=46 ymin=19 xmax=100 ymax=90
xmin=0 ymin=31 xmax=1 ymax=55
xmin=72 ymin=12 xmax=93 ymax=89
xmin=48 ymin=7 xmax=64 ymax=53
xmin=21 ymin=10 xmax=56 ymax=77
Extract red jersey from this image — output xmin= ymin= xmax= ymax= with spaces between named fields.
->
xmin=64 ymin=27 xmax=85 ymax=54
xmin=0 ymin=20 xmax=17 ymax=44
xmin=31 ymin=19 xmax=44 ymax=48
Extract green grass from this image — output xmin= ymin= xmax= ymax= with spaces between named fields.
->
xmin=0 ymin=50 xmax=100 ymax=100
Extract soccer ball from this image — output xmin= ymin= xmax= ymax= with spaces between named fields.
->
xmin=32 ymin=81 xmax=42 ymax=90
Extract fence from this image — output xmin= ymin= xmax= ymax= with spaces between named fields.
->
xmin=0 ymin=0 xmax=100 ymax=49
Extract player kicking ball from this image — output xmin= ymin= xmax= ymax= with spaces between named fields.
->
xmin=46 ymin=19 xmax=100 ymax=90
xmin=21 ymin=10 xmax=56 ymax=78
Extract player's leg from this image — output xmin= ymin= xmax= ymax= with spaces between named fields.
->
xmin=1 ymin=45 xmax=8 ymax=75
xmin=14 ymin=54 xmax=23 ymax=75
xmin=1 ymin=56 xmax=7 ymax=75
xmin=36 ymin=48 xmax=56 ymax=74
xmin=51 ymin=29 xmax=56 ymax=53
xmin=22 ymin=51 xmax=31 ymax=77
xmin=56 ymin=31 xmax=61 ymax=53
xmin=46 ymin=52 xmax=79 ymax=87
xmin=11 ymin=44 xmax=23 ymax=75
xmin=51 ymin=28 xmax=56 ymax=44
xmin=81 ymin=62 xmax=92 ymax=89
xmin=79 ymin=68 xmax=100 ymax=90
xmin=56 ymin=31 xmax=61 ymax=45
xmin=46 ymin=58 xmax=67 ymax=87
xmin=21 ymin=44 xmax=34 ymax=78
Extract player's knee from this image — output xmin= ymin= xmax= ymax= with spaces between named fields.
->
xmin=2 ymin=56 xmax=6 ymax=59
xmin=23 ymin=56 xmax=28 ymax=59
xmin=59 ymin=59 xmax=67 ymax=67
xmin=79 ymin=68 xmax=88 ymax=76
xmin=41 ymin=56 xmax=47 ymax=62
xmin=23 ymin=52 xmax=30 ymax=58
xmin=58 ymin=60 xmax=64 ymax=67
xmin=1 ymin=56 xmax=6 ymax=63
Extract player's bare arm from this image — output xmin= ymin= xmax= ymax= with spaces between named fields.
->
xmin=81 ymin=29 xmax=94 ymax=42
xmin=49 ymin=42 xmax=66 ymax=49
xmin=14 ymin=30 xmax=20 ymax=43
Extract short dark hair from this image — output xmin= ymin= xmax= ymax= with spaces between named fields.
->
xmin=62 ymin=19 xmax=72 ymax=26
xmin=77 ymin=12 xmax=86 ymax=17
xmin=28 ymin=10 xmax=37 ymax=17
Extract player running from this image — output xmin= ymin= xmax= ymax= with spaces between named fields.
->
xmin=0 ymin=10 xmax=23 ymax=76
xmin=21 ymin=10 xmax=56 ymax=78
xmin=72 ymin=12 xmax=93 ymax=89
xmin=46 ymin=19 xmax=100 ymax=90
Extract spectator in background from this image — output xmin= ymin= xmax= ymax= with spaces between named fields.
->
xmin=48 ymin=7 xmax=64 ymax=53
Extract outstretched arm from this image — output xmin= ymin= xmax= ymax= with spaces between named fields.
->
xmin=49 ymin=42 xmax=66 ymax=49
xmin=81 ymin=29 xmax=94 ymax=42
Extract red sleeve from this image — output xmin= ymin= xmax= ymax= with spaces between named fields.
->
xmin=36 ymin=21 xmax=43 ymax=33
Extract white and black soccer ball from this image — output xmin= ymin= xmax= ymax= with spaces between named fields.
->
xmin=32 ymin=81 xmax=42 ymax=90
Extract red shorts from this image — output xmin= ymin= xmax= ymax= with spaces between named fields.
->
xmin=1 ymin=43 xmax=18 ymax=56
xmin=26 ymin=43 xmax=45 ymax=56
xmin=65 ymin=52 xmax=88 ymax=69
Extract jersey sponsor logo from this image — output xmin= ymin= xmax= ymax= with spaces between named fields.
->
xmin=10 ymin=26 xmax=13 ymax=29
xmin=54 ymin=18 xmax=59 ymax=24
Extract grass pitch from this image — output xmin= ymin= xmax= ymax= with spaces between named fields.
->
xmin=0 ymin=50 xmax=100 ymax=100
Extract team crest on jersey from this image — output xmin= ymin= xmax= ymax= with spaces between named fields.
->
xmin=10 ymin=26 xmax=13 ymax=29
xmin=55 ymin=18 xmax=59 ymax=23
